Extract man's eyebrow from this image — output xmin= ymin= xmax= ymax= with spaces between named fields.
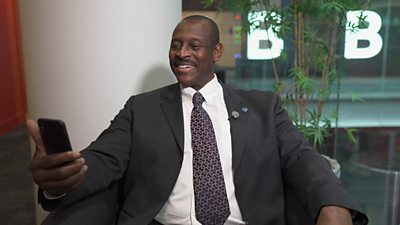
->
xmin=170 ymin=39 xmax=207 ymax=45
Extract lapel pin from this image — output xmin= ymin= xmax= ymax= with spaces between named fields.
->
xmin=241 ymin=107 xmax=248 ymax=113
xmin=231 ymin=111 xmax=240 ymax=119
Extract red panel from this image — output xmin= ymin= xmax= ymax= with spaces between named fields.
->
xmin=0 ymin=0 xmax=26 ymax=136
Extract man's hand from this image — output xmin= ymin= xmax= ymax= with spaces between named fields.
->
xmin=27 ymin=119 xmax=88 ymax=197
xmin=316 ymin=205 xmax=353 ymax=225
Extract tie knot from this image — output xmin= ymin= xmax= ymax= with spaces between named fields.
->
xmin=192 ymin=92 xmax=205 ymax=107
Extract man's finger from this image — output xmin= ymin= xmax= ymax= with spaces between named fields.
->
xmin=40 ymin=164 xmax=88 ymax=195
xmin=31 ymin=151 xmax=82 ymax=170
xmin=26 ymin=119 xmax=46 ymax=154
xmin=34 ymin=157 xmax=85 ymax=182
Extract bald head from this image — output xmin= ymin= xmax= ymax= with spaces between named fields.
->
xmin=176 ymin=15 xmax=220 ymax=46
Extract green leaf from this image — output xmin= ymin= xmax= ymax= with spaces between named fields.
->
xmin=273 ymin=81 xmax=282 ymax=93
xmin=201 ymin=0 xmax=214 ymax=8
xmin=345 ymin=128 xmax=358 ymax=143
xmin=350 ymin=92 xmax=366 ymax=103
xmin=279 ymin=49 xmax=288 ymax=61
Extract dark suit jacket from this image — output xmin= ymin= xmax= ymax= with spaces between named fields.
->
xmin=40 ymin=83 xmax=368 ymax=225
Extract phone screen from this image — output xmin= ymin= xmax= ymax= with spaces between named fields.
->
xmin=38 ymin=118 xmax=72 ymax=154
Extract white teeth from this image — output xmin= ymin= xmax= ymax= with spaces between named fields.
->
xmin=178 ymin=65 xmax=193 ymax=69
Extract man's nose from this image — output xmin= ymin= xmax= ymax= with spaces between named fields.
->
xmin=177 ymin=45 xmax=191 ymax=58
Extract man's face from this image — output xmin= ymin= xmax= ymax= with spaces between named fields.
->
xmin=169 ymin=20 xmax=223 ymax=90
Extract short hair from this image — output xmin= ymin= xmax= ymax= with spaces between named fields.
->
xmin=181 ymin=15 xmax=220 ymax=45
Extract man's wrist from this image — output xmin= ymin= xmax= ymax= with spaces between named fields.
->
xmin=316 ymin=205 xmax=353 ymax=225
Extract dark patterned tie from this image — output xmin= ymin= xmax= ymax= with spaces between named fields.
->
xmin=191 ymin=92 xmax=231 ymax=225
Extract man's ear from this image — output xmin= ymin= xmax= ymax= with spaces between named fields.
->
xmin=213 ymin=43 xmax=224 ymax=63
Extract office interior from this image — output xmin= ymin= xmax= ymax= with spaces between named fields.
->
xmin=0 ymin=0 xmax=399 ymax=224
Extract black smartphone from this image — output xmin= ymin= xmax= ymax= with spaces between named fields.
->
xmin=38 ymin=118 xmax=72 ymax=154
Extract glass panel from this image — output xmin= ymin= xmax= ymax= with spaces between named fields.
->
xmin=183 ymin=0 xmax=400 ymax=224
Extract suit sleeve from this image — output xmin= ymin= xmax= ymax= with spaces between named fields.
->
xmin=39 ymin=96 xmax=135 ymax=211
xmin=272 ymin=95 xmax=368 ymax=224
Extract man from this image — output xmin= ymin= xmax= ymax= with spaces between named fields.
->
xmin=28 ymin=15 xmax=368 ymax=225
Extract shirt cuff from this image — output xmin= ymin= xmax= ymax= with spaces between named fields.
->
xmin=43 ymin=191 xmax=66 ymax=200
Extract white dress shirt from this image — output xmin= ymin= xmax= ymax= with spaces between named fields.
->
xmin=155 ymin=75 xmax=245 ymax=224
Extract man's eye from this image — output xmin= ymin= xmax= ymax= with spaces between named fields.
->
xmin=190 ymin=44 xmax=202 ymax=49
xmin=170 ymin=43 xmax=181 ymax=50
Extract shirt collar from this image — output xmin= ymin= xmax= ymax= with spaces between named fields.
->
xmin=181 ymin=74 xmax=220 ymax=105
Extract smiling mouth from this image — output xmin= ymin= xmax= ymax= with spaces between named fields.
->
xmin=177 ymin=65 xmax=194 ymax=69
xmin=174 ymin=64 xmax=196 ymax=74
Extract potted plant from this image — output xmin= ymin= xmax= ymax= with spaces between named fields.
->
xmin=202 ymin=0 xmax=369 ymax=171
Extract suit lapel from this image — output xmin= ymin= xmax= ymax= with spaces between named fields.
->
xmin=223 ymin=85 xmax=250 ymax=170
xmin=159 ymin=83 xmax=250 ymax=164
xmin=160 ymin=84 xmax=184 ymax=153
